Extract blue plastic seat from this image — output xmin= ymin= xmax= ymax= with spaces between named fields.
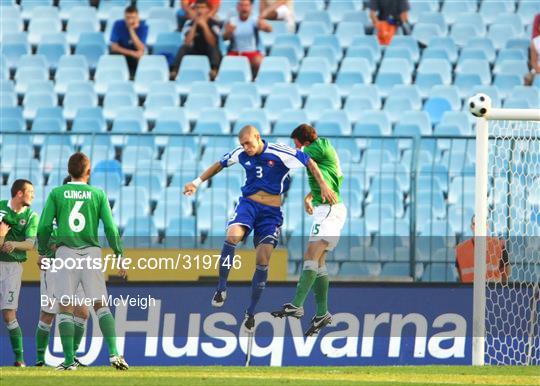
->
xmin=75 ymin=38 xmax=107 ymax=70
xmin=134 ymin=55 xmax=169 ymax=94
xmin=233 ymin=109 xmax=270 ymax=135
xmin=413 ymin=11 xmax=446 ymax=32
xmin=493 ymin=74 xmax=523 ymax=99
xmin=383 ymin=96 xmax=413 ymax=123
xmin=146 ymin=18 xmax=175 ymax=47
xmin=1 ymin=32 xmax=29 ymax=69
xmin=335 ymin=57 xmax=371 ymax=96
xmin=488 ymin=24 xmax=518 ymax=50
xmin=184 ymin=93 xmax=220 ymax=121
xmin=315 ymin=111 xmax=351 ymax=136
xmin=175 ymin=55 xmax=211 ymax=94
xmin=273 ymin=109 xmax=308 ymax=135
xmin=215 ymin=56 xmax=251 ymax=93
xmin=423 ymin=97 xmax=452 ymax=126
xmin=94 ymin=55 xmax=129 ymax=94
xmin=480 ymin=0 xmax=515 ymax=24
xmin=353 ymin=111 xmax=391 ymax=136
xmin=260 ymin=20 xmax=288 ymax=49
xmin=295 ymin=57 xmax=332 ymax=95
xmin=441 ymin=0 xmax=477 ymax=24
xmin=421 ymin=263 xmax=456 ymax=282
xmin=153 ymin=107 xmax=189 ymax=135
xmin=72 ymin=107 xmax=105 ymax=133
xmin=153 ymin=31 xmax=182 ymax=58
xmin=36 ymin=34 xmax=68 ymax=69
xmin=28 ymin=16 xmax=61 ymax=45
xmin=394 ymin=111 xmax=431 ymax=136
xmin=54 ymin=67 xmax=89 ymax=95
xmin=255 ymin=57 xmax=292 ymax=95
xmin=193 ymin=108 xmax=229 ymax=134
xmin=416 ymin=58 xmax=452 ymax=97
xmin=23 ymin=91 xmax=57 ymax=120
xmin=335 ymin=21 xmax=364 ymax=48
xmin=494 ymin=59 xmax=529 ymax=78
xmin=411 ymin=23 xmax=443 ymax=46
xmin=63 ymin=89 xmax=97 ymax=120
xmin=327 ymin=0 xmax=359 ymax=23
xmin=111 ymin=107 xmax=146 ymax=133
xmin=144 ymin=93 xmax=179 ymax=121
xmin=306 ymin=45 xmax=338 ymax=73
xmin=67 ymin=17 xmax=99 ymax=45
xmin=297 ymin=21 xmax=331 ymax=47
xmin=223 ymin=94 xmax=257 ymax=121
xmin=435 ymin=111 xmax=471 ymax=136
xmin=103 ymin=92 xmax=137 ymax=120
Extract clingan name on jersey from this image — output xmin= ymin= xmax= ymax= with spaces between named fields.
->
xmin=64 ymin=190 xmax=92 ymax=199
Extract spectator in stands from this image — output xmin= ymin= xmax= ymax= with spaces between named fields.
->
xmin=455 ymin=216 xmax=510 ymax=284
xmin=525 ymin=18 xmax=540 ymax=86
xmin=259 ymin=0 xmax=295 ymax=33
xmin=110 ymin=5 xmax=148 ymax=78
xmin=224 ymin=0 xmax=272 ymax=78
xmin=369 ymin=0 xmax=410 ymax=45
xmin=177 ymin=0 xmax=221 ymax=31
xmin=532 ymin=14 xmax=540 ymax=38
xmin=171 ymin=0 xmax=222 ymax=80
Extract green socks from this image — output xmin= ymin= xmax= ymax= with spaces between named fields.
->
xmin=35 ymin=320 xmax=51 ymax=363
xmin=292 ymin=260 xmax=319 ymax=308
xmin=58 ymin=313 xmax=75 ymax=365
xmin=73 ymin=316 xmax=86 ymax=353
xmin=7 ymin=319 xmax=24 ymax=363
xmin=313 ymin=265 xmax=330 ymax=316
xmin=97 ymin=307 xmax=119 ymax=357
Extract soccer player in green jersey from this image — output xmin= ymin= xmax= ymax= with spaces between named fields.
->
xmin=0 ymin=179 xmax=39 ymax=366
xmin=272 ymin=124 xmax=347 ymax=336
xmin=35 ymin=176 xmax=90 ymax=368
xmin=37 ymin=153 xmax=128 ymax=371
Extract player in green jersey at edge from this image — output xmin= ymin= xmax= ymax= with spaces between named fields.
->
xmin=35 ymin=176 xmax=90 ymax=368
xmin=37 ymin=153 xmax=128 ymax=371
xmin=272 ymin=124 xmax=347 ymax=336
xmin=0 ymin=179 xmax=39 ymax=367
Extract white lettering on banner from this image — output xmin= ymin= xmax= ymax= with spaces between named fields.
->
xmin=320 ymin=313 xmax=359 ymax=358
xmin=45 ymin=305 xmax=467 ymax=366
xmin=163 ymin=313 xmax=200 ymax=357
xmin=201 ymin=313 xmax=238 ymax=358
xmin=389 ymin=313 xmax=428 ymax=358
xmin=288 ymin=317 xmax=318 ymax=357
xmin=361 ymin=312 xmax=391 ymax=357
xmin=427 ymin=314 xmax=466 ymax=359
xmin=115 ymin=300 xmax=161 ymax=356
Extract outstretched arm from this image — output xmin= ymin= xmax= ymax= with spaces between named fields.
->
xmin=184 ymin=161 xmax=224 ymax=196
xmin=307 ymin=159 xmax=337 ymax=205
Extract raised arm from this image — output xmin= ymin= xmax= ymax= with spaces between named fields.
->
xmin=184 ymin=161 xmax=224 ymax=196
xmin=307 ymin=159 xmax=337 ymax=205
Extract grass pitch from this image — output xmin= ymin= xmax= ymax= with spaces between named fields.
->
xmin=1 ymin=366 xmax=538 ymax=386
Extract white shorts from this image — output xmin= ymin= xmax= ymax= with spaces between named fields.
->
xmin=40 ymin=269 xmax=87 ymax=314
xmin=53 ymin=246 xmax=108 ymax=304
xmin=308 ymin=203 xmax=347 ymax=251
xmin=0 ymin=261 xmax=23 ymax=310
xmin=275 ymin=4 xmax=295 ymax=32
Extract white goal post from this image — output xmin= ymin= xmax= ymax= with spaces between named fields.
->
xmin=472 ymin=97 xmax=540 ymax=366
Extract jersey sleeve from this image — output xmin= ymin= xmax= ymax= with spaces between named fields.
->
xmin=219 ymin=146 xmax=243 ymax=168
xmin=110 ymin=20 xmax=121 ymax=43
xmin=25 ymin=212 xmax=39 ymax=239
xmin=99 ymin=190 xmax=124 ymax=257
xmin=37 ymin=192 xmax=57 ymax=256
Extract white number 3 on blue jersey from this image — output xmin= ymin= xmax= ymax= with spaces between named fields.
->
xmin=256 ymin=166 xmax=263 ymax=178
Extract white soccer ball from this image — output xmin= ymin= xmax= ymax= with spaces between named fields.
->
xmin=468 ymin=93 xmax=492 ymax=118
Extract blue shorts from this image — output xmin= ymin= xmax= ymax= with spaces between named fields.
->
xmin=227 ymin=197 xmax=283 ymax=248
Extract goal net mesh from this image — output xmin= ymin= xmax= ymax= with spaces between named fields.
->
xmin=486 ymin=119 xmax=540 ymax=365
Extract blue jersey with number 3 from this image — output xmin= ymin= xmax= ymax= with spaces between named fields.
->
xmin=219 ymin=141 xmax=311 ymax=197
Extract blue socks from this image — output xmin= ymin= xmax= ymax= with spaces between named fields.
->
xmin=217 ymin=241 xmax=237 ymax=291
xmin=247 ymin=265 xmax=268 ymax=316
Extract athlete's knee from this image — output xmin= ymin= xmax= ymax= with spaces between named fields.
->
xmin=40 ymin=311 xmax=55 ymax=325
xmin=2 ymin=309 xmax=16 ymax=324
xmin=74 ymin=305 xmax=90 ymax=320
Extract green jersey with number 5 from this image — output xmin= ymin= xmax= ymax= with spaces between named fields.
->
xmin=303 ymin=138 xmax=343 ymax=206
xmin=37 ymin=182 xmax=123 ymax=256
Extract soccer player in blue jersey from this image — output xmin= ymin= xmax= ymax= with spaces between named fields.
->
xmin=184 ymin=126 xmax=337 ymax=332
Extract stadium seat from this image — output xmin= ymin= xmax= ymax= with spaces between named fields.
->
xmin=335 ymin=57 xmax=372 ymax=96
xmin=328 ymin=0 xmax=359 ymax=23
xmin=215 ymin=56 xmax=251 ymax=93
xmin=335 ymin=21 xmax=364 ymax=48
xmin=63 ymin=88 xmax=98 ymax=120
xmin=153 ymin=107 xmax=189 ymax=135
xmin=423 ymin=97 xmax=452 ymax=126
xmin=183 ymin=91 xmax=220 ymax=121
xmin=494 ymin=60 xmax=529 ymax=78
xmin=435 ymin=111 xmax=471 ymax=137
xmin=223 ymin=94 xmax=257 ymax=121
xmin=94 ymin=55 xmax=130 ymax=94
xmin=111 ymin=107 xmax=146 ymax=133
xmin=134 ymin=55 xmax=169 ymax=94
xmin=28 ymin=16 xmax=61 ymax=45
xmin=260 ymin=20 xmax=288 ymax=49
xmin=488 ymin=24 xmax=519 ymax=51
xmin=441 ymin=0 xmax=477 ymax=24
xmin=295 ymin=57 xmax=332 ymax=95
xmin=297 ymin=21 xmax=331 ymax=47
xmin=394 ymin=111 xmax=432 ymax=136
xmin=71 ymin=107 xmax=106 ymax=133
xmin=23 ymin=91 xmax=57 ymax=120
xmin=66 ymin=18 xmax=99 ymax=45
xmin=255 ymin=57 xmax=292 ymax=95
xmin=36 ymin=34 xmax=68 ymax=69
xmin=192 ymin=108 xmax=230 ymax=134
xmin=233 ymin=109 xmax=270 ymax=135
xmin=273 ymin=109 xmax=308 ymax=135
xmin=144 ymin=93 xmax=179 ymax=122
xmin=103 ymin=92 xmax=137 ymax=120
xmin=411 ymin=23 xmax=443 ymax=46
xmin=493 ymin=74 xmax=523 ymax=99
xmin=315 ymin=111 xmax=351 ymax=137
xmin=152 ymin=31 xmax=182 ymax=58
xmin=353 ymin=111 xmax=391 ymax=136
xmin=175 ymin=55 xmax=211 ymax=94
xmin=415 ymin=59 xmax=452 ymax=97
xmin=75 ymin=36 xmax=107 ymax=70
xmin=54 ymin=67 xmax=89 ymax=95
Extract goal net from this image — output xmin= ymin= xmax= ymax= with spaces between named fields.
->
xmin=473 ymin=105 xmax=540 ymax=366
